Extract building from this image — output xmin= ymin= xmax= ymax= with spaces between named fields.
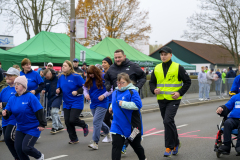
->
xmin=149 ymin=40 xmax=236 ymax=73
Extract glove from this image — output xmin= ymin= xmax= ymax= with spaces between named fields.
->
xmin=229 ymin=91 xmax=236 ymax=97
xmin=77 ymin=87 xmax=84 ymax=94
xmin=105 ymin=84 xmax=111 ymax=92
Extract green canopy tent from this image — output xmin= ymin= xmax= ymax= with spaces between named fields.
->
xmin=8 ymin=31 xmax=106 ymax=67
xmin=171 ymin=54 xmax=196 ymax=70
xmin=0 ymin=48 xmax=27 ymax=70
xmin=90 ymin=37 xmax=161 ymax=67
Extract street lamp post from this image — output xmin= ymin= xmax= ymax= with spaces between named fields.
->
xmin=70 ymin=0 xmax=75 ymax=62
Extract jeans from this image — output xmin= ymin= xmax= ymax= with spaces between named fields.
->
xmin=199 ymin=83 xmax=207 ymax=99
xmin=3 ymin=125 xmax=19 ymax=159
xmin=112 ymin=134 xmax=146 ymax=160
xmin=206 ymin=84 xmax=211 ymax=98
xmin=64 ymin=108 xmax=87 ymax=141
xmin=215 ymin=79 xmax=221 ymax=95
xmin=14 ymin=131 xmax=41 ymax=160
xmin=51 ymin=107 xmax=64 ymax=130
xmin=222 ymin=82 xmax=225 ymax=94
xmin=158 ymin=99 xmax=180 ymax=149
xmin=223 ymin=118 xmax=240 ymax=147
xmin=91 ymin=107 xmax=109 ymax=143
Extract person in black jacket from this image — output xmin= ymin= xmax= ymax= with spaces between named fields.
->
xmin=226 ymin=66 xmax=237 ymax=94
xmin=42 ymin=69 xmax=64 ymax=134
xmin=149 ymin=46 xmax=191 ymax=157
xmin=104 ymin=49 xmax=146 ymax=90
xmin=73 ymin=58 xmax=84 ymax=76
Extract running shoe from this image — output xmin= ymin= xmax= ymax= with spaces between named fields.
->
xmin=172 ymin=142 xmax=181 ymax=155
xmin=50 ymin=128 xmax=57 ymax=134
xmin=56 ymin=128 xmax=64 ymax=132
xmin=88 ymin=141 xmax=98 ymax=150
xmin=102 ymin=133 xmax=112 ymax=143
xmin=121 ymin=145 xmax=127 ymax=154
xmin=164 ymin=148 xmax=173 ymax=157
xmin=83 ymin=124 xmax=89 ymax=137
xmin=69 ymin=139 xmax=79 ymax=144
xmin=37 ymin=153 xmax=44 ymax=160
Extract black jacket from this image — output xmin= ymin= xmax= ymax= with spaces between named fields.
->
xmin=74 ymin=67 xmax=84 ymax=74
xmin=149 ymin=60 xmax=191 ymax=96
xmin=104 ymin=58 xmax=146 ymax=89
xmin=226 ymin=70 xmax=236 ymax=78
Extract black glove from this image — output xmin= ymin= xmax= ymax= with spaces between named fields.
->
xmin=77 ymin=87 xmax=84 ymax=94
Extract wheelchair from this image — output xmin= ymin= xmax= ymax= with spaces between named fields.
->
xmin=214 ymin=117 xmax=239 ymax=158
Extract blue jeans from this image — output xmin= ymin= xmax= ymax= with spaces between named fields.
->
xmin=215 ymin=79 xmax=221 ymax=92
xmin=51 ymin=107 xmax=63 ymax=130
xmin=199 ymin=83 xmax=207 ymax=98
xmin=206 ymin=84 xmax=211 ymax=98
xmin=91 ymin=107 xmax=109 ymax=143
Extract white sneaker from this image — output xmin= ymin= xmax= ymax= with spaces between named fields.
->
xmin=88 ymin=141 xmax=98 ymax=150
xmin=199 ymin=98 xmax=203 ymax=101
xmin=102 ymin=133 xmax=112 ymax=143
xmin=37 ymin=153 xmax=44 ymax=160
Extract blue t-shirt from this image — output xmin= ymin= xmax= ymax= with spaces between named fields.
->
xmin=20 ymin=70 xmax=44 ymax=100
xmin=230 ymin=75 xmax=240 ymax=94
xmin=0 ymin=86 xmax=17 ymax=127
xmin=225 ymin=94 xmax=240 ymax=119
xmin=89 ymin=78 xmax=108 ymax=109
xmin=57 ymin=74 xmax=85 ymax=110
xmin=5 ymin=92 xmax=43 ymax=137
xmin=110 ymin=89 xmax=143 ymax=138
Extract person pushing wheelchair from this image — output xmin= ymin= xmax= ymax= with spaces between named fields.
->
xmin=216 ymin=94 xmax=240 ymax=155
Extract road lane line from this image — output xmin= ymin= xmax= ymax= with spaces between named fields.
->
xmin=45 ymin=155 xmax=68 ymax=160
xmin=142 ymin=124 xmax=188 ymax=137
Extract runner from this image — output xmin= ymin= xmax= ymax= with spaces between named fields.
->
xmin=83 ymin=65 xmax=113 ymax=150
xmin=0 ymin=67 xmax=19 ymax=159
xmin=2 ymin=76 xmax=46 ymax=160
xmin=56 ymin=60 xmax=89 ymax=144
xmin=20 ymin=58 xmax=44 ymax=100
xmin=43 ymin=68 xmax=64 ymax=134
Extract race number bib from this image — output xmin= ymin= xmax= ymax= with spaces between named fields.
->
xmin=235 ymin=101 xmax=240 ymax=108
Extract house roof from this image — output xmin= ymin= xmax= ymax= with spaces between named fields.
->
xmin=150 ymin=40 xmax=235 ymax=65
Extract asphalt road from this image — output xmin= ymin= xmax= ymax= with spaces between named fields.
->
xmin=1 ymin=100 xmax=240 ymax=160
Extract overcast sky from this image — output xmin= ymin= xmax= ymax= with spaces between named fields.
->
xmin=0 ymin=0 xmax=201 ymax=46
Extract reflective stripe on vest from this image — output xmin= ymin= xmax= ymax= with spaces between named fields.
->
xmin=154 ymin=62 xmax=183 ymax=100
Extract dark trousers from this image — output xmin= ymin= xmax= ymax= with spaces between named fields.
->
xmin=64 ymin=108 xmax=87 ymax=141
xmin=3 ymin=125 xmax=19 ymax=159
xmin=158 ymin=99 xmax=180 ymax=149
xmin=14 ymin=131 xmax=41 ymax=160
xmin=112 ymin=134 xmax=146 ymax=160
xmin=223 ymin=118 xmax=240 ymax=147
xmin=103 ymin=103 xmax=112 ymax=128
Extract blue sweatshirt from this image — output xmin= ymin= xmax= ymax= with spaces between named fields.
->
xmin=225 ymin=94 xmax=240 ymax=119
xmin=20 ymin=70 xmax=44 ymax=99
xmin=110 ymin=88 xmax=143 ymax=138
xmin=0 ymin=86 xmax=17 ymax=127
xmin=57 ymin=73 xmax=85 ymax=110
xmin=230 ymin=75 xmax=240 ymax=94
xmin=5 ymin=92 xmax=43 ymax=137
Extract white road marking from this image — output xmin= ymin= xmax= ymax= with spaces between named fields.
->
xmin=142 ymin=124 xmax=188 ymax=137
xmin=45 ymin=155 xmax=68 ymax=160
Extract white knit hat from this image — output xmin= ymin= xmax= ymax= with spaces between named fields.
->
xmin=14 ymin=76 xmax=28 ymax=89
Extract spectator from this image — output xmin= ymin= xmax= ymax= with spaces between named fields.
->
xmin=206 ymin=68 xmax=215 ymax=100
xmin=83 ymin=65 xmax=112 ymax=150
xmin=82 ymin=62 xmax=87 ymax=80
xmin=0 ymin=68 xmax=3 ymax=82
xmin=12 ymin=65 xmax=21 ymax=71
xmin=204 ymin=66 xmax=210 ymax=73
xmin=56 ymin=60 xmax=89 ymax=144
xmin=20 ymin=58 xmax=45 ymax=100
xmin=198 ymin=66 xmax=207 ymax=101
xmin=226 ymin=66 xmax=236 ymax=94
xmin=73 ymin=58 xmax=84 ymax=76
xmin=95 ymin=64 xmax=103 ymax=72
xmin=43 ymin=69 xmax=64 ymax=134
xmin=222 ymin=69 xmax=227 ymax=95
xmin=215 ymin=69 xmax=222 ymax=96
xmin=2 ymin=76 xmax=46 ymax=160
xmin=47 ymin=62 xmax=53 ymax=69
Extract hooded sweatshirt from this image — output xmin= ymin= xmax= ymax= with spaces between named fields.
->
xmin=110 ymin=83 xmax=143 ymax=138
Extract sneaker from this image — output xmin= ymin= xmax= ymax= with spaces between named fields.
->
xmin=88 ymin=141 xmax=98 ymax=150
xmin=37 ymin=153 xmax=44 ymax=160
xmin=50 ymin=128 xmax=57 ymax=134
xmin=218 ymin=145 xmax=230 ymax=155
xmin=164 ymin=148 xmax=173 ymax=157
xmin=83 ymin=124 xmax=89 ymax=137
xmin=199 ymin=98 xmax=203 ymax=101
xmin=121 ymin=145 xmax=127 ymax=154
xmin=69 ymin=139 xmax=79 ymax=144
xmin=102 ymin=133 xmax=112 ymax=143
xmin=172 ymin=142 xmax=181 ymax=155
xmin=56 ymin=128 xmax=64 ymax=132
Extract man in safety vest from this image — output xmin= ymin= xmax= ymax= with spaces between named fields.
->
xmin=149 ymin=46 xmax=191 ymax=157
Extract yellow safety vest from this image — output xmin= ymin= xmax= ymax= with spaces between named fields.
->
xmin=154 ymin=62 xmax=182 ymax=100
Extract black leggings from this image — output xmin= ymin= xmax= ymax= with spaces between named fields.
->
xmin=112 ymin=134 xmax=145 ymax=160
xmin=3 ymin=125 xmax=19 ymax=159
xmin=64 ymin=108 xmax=87 ymax=141
xmin=14 ymin=131 xmax=41 ymax=160
xmin=103 ymin=103 xmax=112 ymax=128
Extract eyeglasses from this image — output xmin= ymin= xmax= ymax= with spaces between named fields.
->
xmin=117 ymin=81 xmax=126 ymax=85
xmin=5 ymin=75 xmax=13 ymax=78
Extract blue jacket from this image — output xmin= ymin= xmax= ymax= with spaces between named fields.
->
xmin=44 ymin=73 xmax=63 ymax=108
xmin=110 ymin=84 xmax=143 ymax=138
xmin=225 ymin=94 xmax=240 ymax=119
xmin=230 ymin=75 xmax=240 ymax=94
xmin=216 ymin=71 xmax=222 ymax=79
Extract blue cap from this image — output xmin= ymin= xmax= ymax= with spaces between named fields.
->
xmin=73 ymin=58 xmax=79 ymax=62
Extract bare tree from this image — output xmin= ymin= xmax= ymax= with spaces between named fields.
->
xmin=0 ymin=0 xmax=70 ymax=40
xmin=183 ymin=0 xmax=240 ymax=67
xmin=71 ymin=0 xmax=151 ymax=47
